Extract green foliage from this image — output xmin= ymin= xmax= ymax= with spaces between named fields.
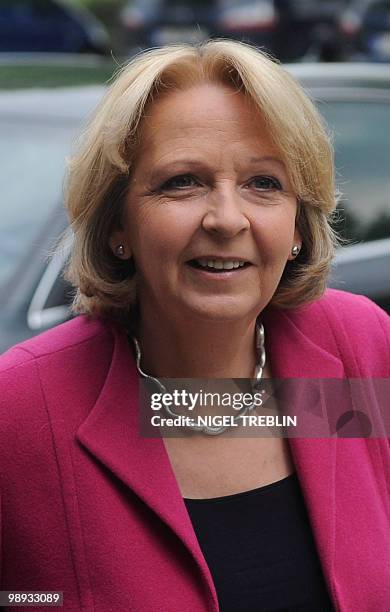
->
xmin=76 ymin=0 xmax=125 ymax=7
xmin=0 ymin=62 xmax=117 ymax=89
xmin=70 ymin=0 xmax=128 ymax=53
xmin=72 ymin=0 xmax=127 ymax=24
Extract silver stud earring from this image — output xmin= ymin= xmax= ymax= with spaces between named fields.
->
xmin=291 ymin=245 xmax=301 ymax=257
xmin=115 ymin=244 xmax=125 ymax=257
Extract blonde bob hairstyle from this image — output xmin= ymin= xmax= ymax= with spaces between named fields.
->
xmin=64 ymin=39 xmax=338 ymax=326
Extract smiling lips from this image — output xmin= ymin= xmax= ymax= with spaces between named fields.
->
xmin=188 ymin=258 xmax=252 ymax=273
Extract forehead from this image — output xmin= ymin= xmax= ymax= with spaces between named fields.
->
xmin=137 ymin=83 xmax=276 ymax=153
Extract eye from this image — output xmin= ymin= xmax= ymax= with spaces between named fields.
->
xmin=161 ymin=174 xmax=200 ymax=190
xmin=248 ymin=176 xmax=282 ymax=190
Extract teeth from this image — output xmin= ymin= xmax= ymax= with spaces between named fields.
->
xmin=197 ymin=259 xmax=246 ymax=270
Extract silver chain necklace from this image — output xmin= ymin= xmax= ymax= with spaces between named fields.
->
xmin=131 ymin=323 xmax=266 ymax=436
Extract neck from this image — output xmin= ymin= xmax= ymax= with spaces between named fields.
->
xmin=135 ymin=308 xmax=259 ymax=379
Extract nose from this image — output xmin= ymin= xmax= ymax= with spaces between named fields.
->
xmin=201 ymin=186 xmax=250 ymax=238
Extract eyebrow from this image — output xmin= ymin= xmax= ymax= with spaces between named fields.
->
xmin=249 ymin=156 xmax=286 ymax=168
xmin=148 ymin=156 xmax=286 ymax=182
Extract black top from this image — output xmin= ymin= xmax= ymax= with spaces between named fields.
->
xmin=184 ymin=473 xmax=334 ymax=612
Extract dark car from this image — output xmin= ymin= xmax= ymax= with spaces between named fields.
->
xmin=120 ymin=0 xmax=346 ymax=62
xmin=0 ymin=0 xmax=110 ymax=54
xmin=361 ymin=0 xmax=390 ymax=61
xmin=338 ymin=0 xmax=390 ymax=61
xmin=1 ymin=63 xmax=390 ymax=352
xmin=219 ymin=0 xmax=347 ymax=62
xmin=120 ymin=0 xmax=217 ymax=48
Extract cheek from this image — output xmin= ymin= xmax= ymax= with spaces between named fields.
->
xmin=127 ymin=202 xmax=199 ymax=267
xmin=252 ymin=213 xmax=296 ymax=261
xmin=127 ymin=207 xmax=193 ymax=266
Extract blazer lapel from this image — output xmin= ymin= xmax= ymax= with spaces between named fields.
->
xmin=263 ymin=306 xmax=343 ymax=607
xmin=76 ymin=324 xmax=219 ymax=610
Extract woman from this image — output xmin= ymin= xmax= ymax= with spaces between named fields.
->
xmin=0 ymin=40 xmax=389 ymax=612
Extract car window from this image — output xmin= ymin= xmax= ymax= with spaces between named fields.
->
xmin=0 ymin=116 xmax=77 ymax=289
xmin=318 ymin=100 xmax=390 ymax=243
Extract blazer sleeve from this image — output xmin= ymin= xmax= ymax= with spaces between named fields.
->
xmin=0 ymin=347 xmax=64 ymax=589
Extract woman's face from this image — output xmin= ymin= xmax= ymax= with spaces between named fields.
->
xmin=112 ymin=83 xmax=301 ymax=324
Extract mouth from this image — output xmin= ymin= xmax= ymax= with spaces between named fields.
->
xmin=186 ymin=258 xmax=252 ymax=273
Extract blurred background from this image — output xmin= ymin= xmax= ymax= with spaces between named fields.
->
xmin=1 ymin=0 xmax=390 ymax=351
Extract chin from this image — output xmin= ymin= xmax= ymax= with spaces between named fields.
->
xmin=179 ymin=296 xmax=262 ymax=324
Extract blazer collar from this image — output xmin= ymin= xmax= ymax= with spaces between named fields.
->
xmin=77 ymin=310 xmax=343 ymax=609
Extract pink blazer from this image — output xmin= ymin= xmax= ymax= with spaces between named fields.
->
xmin=0 ymin=289 xmax=389 ymax=611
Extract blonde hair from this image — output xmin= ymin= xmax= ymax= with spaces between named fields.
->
xmin=64 ymin=39 xmax=338 ymax=326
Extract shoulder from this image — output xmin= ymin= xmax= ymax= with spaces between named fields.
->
xmin=305 ymin=288 xmax=390 ymax=338
xmin=0 ymin=315 xmax=116 ymax=430
xmin=0 ymin=315 xmax=111 ymax=367
xmin=318 ymin=288 xmax=390 ymax=323
xmin=285 ymin=289 xmax=390 ymax=375
xmin=0 ymin=315 xmax=114 ymax=374
xmin=296 ymin=288 xmax=390 ymax=330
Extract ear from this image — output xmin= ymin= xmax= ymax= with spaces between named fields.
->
xmin=109 ymin=229 xmax=132 ymax=260
xmin=288 ymin=227 xmax=302 ymax=261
